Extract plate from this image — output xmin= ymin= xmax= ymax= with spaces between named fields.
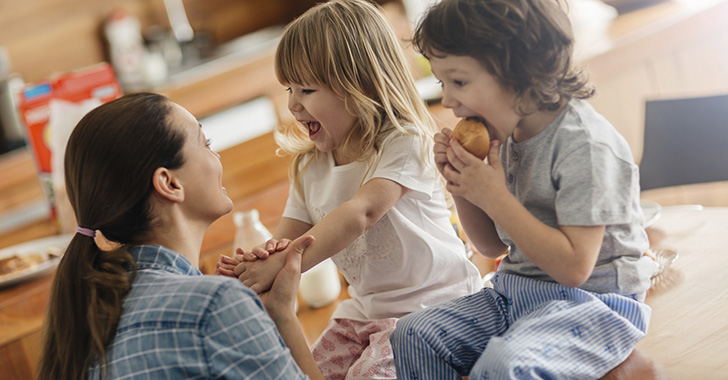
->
xmin=0 ymin=234 xmax=73 ymax=289
xmin=640 ymin=200 xmax=662 ymax=228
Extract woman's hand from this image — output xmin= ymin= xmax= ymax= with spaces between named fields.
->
xmin=260 ymin=235 xmax=314 ymax=320
xmin=235 ymin=236 xmax=308 ymax=294
xmin=259 ymin=234 xmax=324 ymax=380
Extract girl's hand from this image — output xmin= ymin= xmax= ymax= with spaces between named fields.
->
xmin=234 ymin=243 xmax=290 ymax=294
xmin=444 ymin=138 xmax=507 ymax=209
xmin=214 ymin=254 xmax=242 ymax=277
xmin=238 ymin=238 xmax=292 ymax=261
xmin=434 ymin=128 xmax=453 ymax=176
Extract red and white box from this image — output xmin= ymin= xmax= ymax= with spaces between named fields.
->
xmin=18 ymin=63 xmax=122 ymax=223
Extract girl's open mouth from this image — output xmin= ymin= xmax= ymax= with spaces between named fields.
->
xmin=306 ymin=121 xmax=321 ymax=138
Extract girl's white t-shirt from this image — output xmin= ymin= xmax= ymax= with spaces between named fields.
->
xmin=283 ymin=127 xmax=481 ymax=321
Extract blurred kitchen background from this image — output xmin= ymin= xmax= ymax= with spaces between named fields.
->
xmin=1 ymin=0 xmax=728 ymax=231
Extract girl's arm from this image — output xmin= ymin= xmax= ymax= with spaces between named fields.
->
xmin=272 ymin=217 xmax=315 ymax=244
xmin=297 ymin=177 xmax=408 ymax=271
xmin=236 ymin=177 xmax=407 ymax=293
xmin=232 ymin=218 xmax=312 ymax=293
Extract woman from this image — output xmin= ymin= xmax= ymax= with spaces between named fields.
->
xmin=37 ymin=93 xmax=323 ymax=379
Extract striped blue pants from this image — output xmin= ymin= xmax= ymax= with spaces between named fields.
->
xmin=390 ymin=273 xmax=651 ymax=380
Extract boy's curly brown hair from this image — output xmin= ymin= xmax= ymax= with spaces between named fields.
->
xmin=413 ymin=0 xmax=594 ymax=115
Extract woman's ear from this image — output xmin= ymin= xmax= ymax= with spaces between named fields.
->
xmin=152 ymin=167 xmax=184 ymax=203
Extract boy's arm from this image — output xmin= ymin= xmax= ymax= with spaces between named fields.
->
xmin=453 ymin=195 xmax=508 ymax=259
xmin=438 ymin=129 xmax=508 ymax=258
xmin=447 ymin=140 xmax=604 ymax=287
xmin=485 ymin=194 xmax=604 ymax=287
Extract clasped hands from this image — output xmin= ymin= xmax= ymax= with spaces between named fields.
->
xmin=215 ymin=237 xmax=301 ymax=295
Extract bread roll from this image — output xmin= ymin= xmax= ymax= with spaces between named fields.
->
xmin=451 ymin=118 xmax=490 ymax=159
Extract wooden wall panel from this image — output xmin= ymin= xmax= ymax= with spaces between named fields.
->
xmin=183 ymin=0 xmax=311 ymax=44
xmin=0 ymin=0 xmax=160 ymax=83
xmin=0 ymin=0 xmax=399 ymax=85
xmin=584 ymin=2 xmax=728 ymax=164
xmin=677 ymin=31 xmax=728 ymax=97
xmin=588 ymin=63 xmax=653 ymax=162
xmin=0 ymin=0 xmax=308 ymax=84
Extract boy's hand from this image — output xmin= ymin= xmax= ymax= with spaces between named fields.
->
xmin=238 ymin=238 xmax=292 ymax=261
xmin=444 ymin=138 xmax=507 ymax=208
xmin=434 ymin=128 xmax=454 ymax=176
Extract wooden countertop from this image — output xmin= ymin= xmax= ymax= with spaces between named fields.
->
xmin=639 ymin=207 xmax=728 ymax=378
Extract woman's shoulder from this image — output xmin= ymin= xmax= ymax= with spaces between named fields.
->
xmin=121 ymin=274 xmax=262 ymax=332
xmin=168 ymin=274 xmax=256 ymax=300
xmin=132 ymin=273 xmax=258 ymax=311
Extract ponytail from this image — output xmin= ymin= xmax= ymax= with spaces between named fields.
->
xmin=38 ymin=237 xmax=135 ymax=379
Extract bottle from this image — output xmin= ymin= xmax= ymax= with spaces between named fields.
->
xmin=299 ymin=258 xmax=341 ymax=308
xmin=232 ymin=209 xmax=272 ymax=256
xmin=0 ymin=47 xmax=26 ymax=154
xmin=104 ymin=9 xmax=147 ymax=92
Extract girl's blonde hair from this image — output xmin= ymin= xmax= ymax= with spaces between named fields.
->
xmin=274 ymin=0 xmax=436 ymax=196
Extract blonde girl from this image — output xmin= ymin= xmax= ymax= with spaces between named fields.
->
xmin=224 ymin=0 xmax=482 ymax=378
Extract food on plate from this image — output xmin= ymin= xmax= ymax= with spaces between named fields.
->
xmin=451 ymin=118 xmax=490 ymax=159
xmin=0 ymin=247 xmax=62 ymax=277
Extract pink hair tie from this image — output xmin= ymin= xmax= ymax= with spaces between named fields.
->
xmin=75 ymin=226 xmax=97 ymax=238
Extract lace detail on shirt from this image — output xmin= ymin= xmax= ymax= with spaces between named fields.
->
xmin=309 ymin=206 xmax=402 ymax=287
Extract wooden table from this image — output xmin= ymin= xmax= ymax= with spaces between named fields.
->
xmin=637 ymin=207 xmax=728 ymax=379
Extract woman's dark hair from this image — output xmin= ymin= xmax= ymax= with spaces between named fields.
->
xmin=37 ymin=93 xmax=186 ymax=379
xmin=413 ymin=0 xmax=594 ymax=114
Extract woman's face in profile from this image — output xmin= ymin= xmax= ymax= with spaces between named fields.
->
xmin=167 ymin=102 xmax=234 ymax=222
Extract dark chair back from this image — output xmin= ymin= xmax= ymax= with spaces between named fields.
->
xmin=639 ymin=94 xmax=728 ymax=190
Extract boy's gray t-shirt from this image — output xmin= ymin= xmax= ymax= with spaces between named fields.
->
xmin=496 ymin=99 xmax=655 ymax=299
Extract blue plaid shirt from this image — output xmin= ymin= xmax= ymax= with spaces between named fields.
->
xmin=88 ymin=245 xmax=307 ymax=379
